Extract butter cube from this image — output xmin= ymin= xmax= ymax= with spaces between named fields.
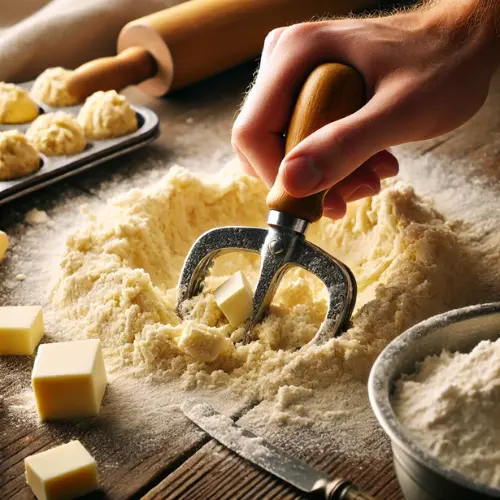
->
xmin=0 ymin=306 xmax=44 ymax=355
xmin=32 ymin=339 xmax=107 ymax=421
xmin=179 ymin=323 xmax=229 ymax=362
xmin=0 ymin=230 xmax=8 ymax=260
xmin=25 ymin=440 xmax=98 ymax=500
xmin=214 ymin=271 xmax=253 ymax=327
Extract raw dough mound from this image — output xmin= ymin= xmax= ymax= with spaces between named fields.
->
xmin=31 ymin=67 xmax=79 ymax=107
xmin=27 ymin=112 xmax=86 ymax=156
xmin=0 ymin=82 xmax=39 ymax=124
xmin=52 ymin=166 xmax=479 ymax=400
xmin=77 ymin=90 xmax=138 ymax=139
xmin=0 ymin=130 xmax=40 ymax=181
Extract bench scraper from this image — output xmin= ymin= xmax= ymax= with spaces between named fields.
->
xmin=177 ymin=63 xmax=364 ymax=345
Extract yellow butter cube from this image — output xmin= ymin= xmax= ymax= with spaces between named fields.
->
xmin=179 ymin=323 xmax=229 ymax=362
xmin=32 ymin=339 xmax=107 ymax=421
xmin=214 ymin=271 xmax=253 ymax=327
xmin=25 ymin=440 xmax=98 ymax=500
xmin=0 ymin=230 xmax=8 ymax=260
xmin=0 ymin=306 xmax=44 ymax=355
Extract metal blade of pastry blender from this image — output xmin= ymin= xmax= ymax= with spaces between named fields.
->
xmin=177 ymin=63 xmax=365 ymax=344
xmin=182 ymin=401 xmax=374 ymax=500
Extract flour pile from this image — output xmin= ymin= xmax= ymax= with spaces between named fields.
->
xmin=393 ymin=338 xmax=500 ymax=489
xmin=51 ymin=165 xmax=479 ymax=401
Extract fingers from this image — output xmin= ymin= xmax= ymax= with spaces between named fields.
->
xmin=323 ymin=150 xmax=399 ymax=219
xmin=363 ymin=149 xmax=399 ymax=180
xmin=233 ymin=21 xmax=403 ymax=221
xmin=233 ymin=142 xmax=257 ymax=178
xmin=332 ymin=162 xmax=381 ymax=201
xmin=259 ymin=27 xmax=286 ymax=73
xmin=323 ymin=162 xmax=378 ymax=219
xmin=232 ymin=22 xmax=337 ymax=188
xmin=280 ymin=87 xmax=401 ymax=198
xmin=323 ymin=191 xmax=346 ymax=220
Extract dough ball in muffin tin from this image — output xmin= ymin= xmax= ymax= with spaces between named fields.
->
xmin=78 ymin=90 xmax=138 ymax=140
xmin=31 ymin=67 xmax=80 ymax=107
xmin=0 ymin=83 xmax=39 ymax=124
xmin=0 ymin=130 xmax=40 ymax=181
xmin=27 ymin=112 xmax=86 ymax=156
xmin=0 ymin=75 xmax=159 ymax=205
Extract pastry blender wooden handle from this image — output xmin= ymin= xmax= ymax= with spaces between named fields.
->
xmin=266 ymin=63 xmax=365 ymax=223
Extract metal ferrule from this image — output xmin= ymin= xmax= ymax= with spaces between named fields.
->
xmin=267 ymin=210 xmax=309 ymax=235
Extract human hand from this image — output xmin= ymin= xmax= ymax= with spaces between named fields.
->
xmin=232 ymin=2 xmax=499 ymax=219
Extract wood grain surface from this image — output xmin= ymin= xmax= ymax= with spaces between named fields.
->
xmin=1 ymin=62 xmax=500 ymax=500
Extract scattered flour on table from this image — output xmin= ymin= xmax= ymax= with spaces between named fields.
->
xmin=393 ymin=337 xmax=500 ymax=489
xmin=50 ymin=164 xmax=482 ymax=403
xmin=239 ymin=377 xmax=392 ymax=463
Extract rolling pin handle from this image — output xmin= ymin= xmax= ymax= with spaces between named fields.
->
xmin=266 ymin=63 xmax=365 ymax=223
xmin=66 ymin=47 xmax=157 ymax=101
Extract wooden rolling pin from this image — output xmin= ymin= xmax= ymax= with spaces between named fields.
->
xmin=67 ymin=0 xmax=376 ymax=100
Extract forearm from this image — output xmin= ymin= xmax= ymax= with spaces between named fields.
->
xmin=423 ymin=0 xmax=500 ymax=63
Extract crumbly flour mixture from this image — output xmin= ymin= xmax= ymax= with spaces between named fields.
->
xmin=51 ymin=165 xmax=479 ymax=401
xmin=393 ymin=338 xmax=500 ymax=489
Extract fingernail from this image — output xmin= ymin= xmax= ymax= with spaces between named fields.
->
xmin=373 ymin=163 xmax=398 ymax=180
xmin=324 ymin=206 xmax=346 ymax=220
xmin=347 ymin=184 xmax=377 ymax=202
xmin=282 ymin=156 xmax=322 ymax=196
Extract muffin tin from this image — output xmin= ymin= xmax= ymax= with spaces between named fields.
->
xmin=0 ymin=82 xmax=160 ymax=206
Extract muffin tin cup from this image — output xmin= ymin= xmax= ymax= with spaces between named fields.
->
xmin=0 ymin=82 xmax=160 ymax=206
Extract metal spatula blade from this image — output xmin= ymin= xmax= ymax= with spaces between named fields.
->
xmin=177 ymin=63 xmax=365 ymax=344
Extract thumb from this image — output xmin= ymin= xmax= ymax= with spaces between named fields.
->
xmin=280 ymin=92 xmax=401 ymax=197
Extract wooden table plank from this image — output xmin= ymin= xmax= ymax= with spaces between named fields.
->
xmin=1 ymin=389 xmax=209 ymax=499
xmin=144 ymin=439 xmax=400 ymax=499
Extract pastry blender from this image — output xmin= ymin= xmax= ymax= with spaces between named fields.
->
xmin=177 ymin=64 xmax=363 ymax=344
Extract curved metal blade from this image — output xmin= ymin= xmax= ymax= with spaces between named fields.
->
xmin=245 ymin=227 xmax=356 ymax=344
xmin=176 ymin=226 xmax=267 ymax=314
xmin=177 ymin=221 xmax=357 ymax=346
xmin=295 ymin=241 xmax=357 ymax=345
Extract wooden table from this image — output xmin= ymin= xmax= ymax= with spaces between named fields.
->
xmin=2 ymin=63 xmax=500 ymax=500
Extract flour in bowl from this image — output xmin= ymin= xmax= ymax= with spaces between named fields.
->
xmin=393 ymin=337 xmax=500 ymax=489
